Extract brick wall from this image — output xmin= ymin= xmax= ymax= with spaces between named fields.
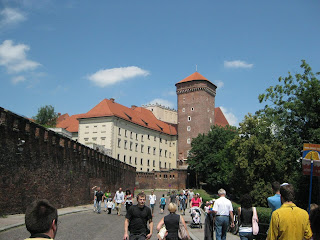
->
xmin=136 ymin=169 xmax=187 ymax=190
xmin=0 ymin=107 xmax=136 ymax=215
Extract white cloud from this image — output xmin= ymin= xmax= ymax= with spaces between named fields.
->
xmin=0 ymin=40 xmax=41 ymax=73
xmin=214 ymin=80 xmax=224 ymax=89
xmin=12 ymin=75 xmax=25 ymax=84
xmin=220 ymin=106 xmax=238 ymax=126
xmin=147 ymin=98 xmax=175 ymax=109
xmin=0 ymin=8 xmax=26 ymax=28
xmin=224 ymin=60 xmax=253 ymax=69
xmin=88 ymin=66 xmax=150 ymax=87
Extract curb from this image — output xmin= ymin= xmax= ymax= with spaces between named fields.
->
xmin=0 ymin=207 xmax=91 ymax=233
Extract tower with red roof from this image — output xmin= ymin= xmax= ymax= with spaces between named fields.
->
xmin=176 ymin=72 xmax=217 ymax=168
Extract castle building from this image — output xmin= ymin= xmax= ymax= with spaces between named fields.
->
xmin=56 ymin=71 xmax=228 ymax=174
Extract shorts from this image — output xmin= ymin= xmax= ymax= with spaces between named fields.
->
xmin=150 ymin=204 xmax=155 ymax=209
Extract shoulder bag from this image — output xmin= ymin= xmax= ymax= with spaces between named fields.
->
xmin=178 ymin=215 xmax=189 ymax=240
xmin=252 ymin=207 xmax=259 ymax=235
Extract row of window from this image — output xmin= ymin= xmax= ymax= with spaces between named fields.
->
xmin=117 ymin=139 xmax=172 ymax=157
xmin=182 ymin=107 xmax=194 ymax=112
xmin=118 ymin=128 xmax=170 ymax=144
xmin=155 ymin=174 xmax=175 ymax=179
xmin=117 ymin=154 xmax=170 ymax=169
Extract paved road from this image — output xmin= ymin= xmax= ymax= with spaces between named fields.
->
xmin=0 ymin=191 xmax=183 ymax=240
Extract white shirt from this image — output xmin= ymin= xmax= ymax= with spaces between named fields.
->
xmin=189 ymin=191 xmax=194 ymax=199
xmin=114 ymin=191 xmax=124 ymax=203
xmin=213 ymin=196 xmax=233 ymax=216
xmin=149 ymin=194 xmax=156 ymax=204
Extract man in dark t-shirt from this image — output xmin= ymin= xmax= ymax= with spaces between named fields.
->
xmin=94 ymin=187 xmax=104 ymax=214
xmin=123 ymin=192 xmax=153 ymax=240
xmin=170 ymin=191 xmax=177 ymax=203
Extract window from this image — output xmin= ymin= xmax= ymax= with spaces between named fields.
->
xmin=159 ymin=161 xmax=161 ymax=168
xmin=165 ymin=162 xmax=167 ymax=168
xmin=129 ymin=156 xmax=132 ymax=164
xmin=182 ymin=108 xmax=185 ymax=112
xmin=141 ymin=135 xmax=144 ymax=142
xmin=118 ymin=139 xmax=121 ymax=148
xmin=165 ymin=150 xmax=167 ymax=157
xmin=84 ymin=138 xmax=89 ymax=141
xmin=154 ymin=136 xmax=156 ymax=141
xmin=147 ymin=159 xmax=150 ymax=166
xmin=153 ymin=147 xmax=156 ymax=155
xmin=125 ymin=130 xmax=127 ymax=137
xmin=153 ymin=160 xmax=155 ymax=167
xmin=136 ymin=133 xmax=138 ymax=140
xmin=117 ymin=154 xmax=120 ymax=160
xmin=210 ymin=118 xmax=212 ymax=123
xmin=169 ymin=163 xmax=171 ymax=169
xmin=135 ymin=143 xmax=138 ymax=152
xmin=148 ymin=146 xmax=150 ymax=154
xmin=191 ymin=107 xmax=194 ymax=111
xmin=187 ymin=126 xmax=191 ymax=131
xmin=118 ymin=128 xmax=121 ymax=135
xmin=188 ymin=116 xmax=191 ymax=121
xmin=160 ymin=138 xmax=162 ymax=143
xmin=135 ymin=157 xmax=137 ymax=165
xmin=141 ymin=145 xmax=144 ymax=153
xmin=159 ymin=149 xmax=162 ymax=156
xmin=165 ymin=140 xmax=167 ymax=144
xmin=187 ymin=138 xmax=191 ymax=144
xmin=130 ymin=132 xmax=133 ymax=139
xmin=124 ymin=155 xmax=126 ymax=163
xmin=130 ymin=142 xmax=133 ymax=151
xmin=140 ymin=158 xmax=143 ymax=165
xmin=148 ymin=135 xmax=150 ymax=140
xmin=169 ymin=152 xmax=171 ymax=158
xmin=147 ymin=168 xmax=149 ymax=172
xmin=124 ymin=140 xmax=127 ymax=149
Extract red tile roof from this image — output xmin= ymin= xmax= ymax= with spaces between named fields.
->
xmin=56 ymin=113 xmax=84 ymax=133
xmin=214 ymin=107 xmax=229 ymax=127
xmin=56 ymin=113 xmax=69 ymax=125
xmin=176 ymin=72 xmax=214 ymax=85
xmin=57 ymin=99 xmax=177 ymax=135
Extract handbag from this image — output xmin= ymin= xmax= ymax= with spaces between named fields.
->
xmin=252 ymin=207 xmax=259 ymax=235
xmin=178 ymin=215 xmax=189 ymax=240
xmin=158 ymin=226 xmax=167 ymax=240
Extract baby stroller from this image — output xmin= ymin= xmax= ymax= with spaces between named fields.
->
xmin=189 ymin=207 xmax=202 ymax=228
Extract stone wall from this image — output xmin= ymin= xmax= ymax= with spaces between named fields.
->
xmin=136 ymin=169 xmax=187 ymax=190
xmin=0 ymin=107 xmax=136 ymax=215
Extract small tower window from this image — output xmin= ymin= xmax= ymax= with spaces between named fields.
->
xmin=188 ymin=116 xmax=191 ymax=121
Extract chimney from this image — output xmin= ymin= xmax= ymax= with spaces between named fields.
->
xmin=110 ymin=98 xmax=115 ymax=103
xmin=131 ymin=105 xmax=137 ymax=109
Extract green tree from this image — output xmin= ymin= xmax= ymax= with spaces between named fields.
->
xmin=230 ymin=114 xmax=289 ymax=205
xmin=33 ymin=105 xmax=58 ymax=127
xmin=258 ymin=60 xmax=320 ymax=206
xmin=187 ymin=125 xmax=238 ymax=190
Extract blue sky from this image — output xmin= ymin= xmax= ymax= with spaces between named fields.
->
xmin=1 ymin=0 xmax=319 ymax=126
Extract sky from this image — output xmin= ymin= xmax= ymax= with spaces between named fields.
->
xmin=0 ymin=0 xmax=319 ymax=126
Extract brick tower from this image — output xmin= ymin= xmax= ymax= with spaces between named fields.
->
xmin=175 ymin=72 xmax=217 ymax=168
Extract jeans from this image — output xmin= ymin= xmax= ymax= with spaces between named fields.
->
xmin=239 ymin=232 xmax=253 ymax=240
xmin=215 ymin=216 xmax=229 ymax=240
xmin=96 ymin=201 xmax=101 ymax=213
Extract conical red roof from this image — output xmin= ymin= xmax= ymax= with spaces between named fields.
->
xmin=176 ymin=72 xmax=211 ymax=84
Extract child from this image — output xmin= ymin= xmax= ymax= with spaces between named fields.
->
xmin=192 ymin=209 xmax=200 ymax=224
xmin=107 ymin=199 xmax=113 ymax=214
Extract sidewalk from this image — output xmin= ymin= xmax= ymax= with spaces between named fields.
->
xmin=0 ymin=204 xmax=238 ymax=240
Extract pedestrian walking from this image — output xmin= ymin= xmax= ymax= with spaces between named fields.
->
xmin=160 ymin=194 xmax=166 ymax=214
xmin=213 ymin=188 xmax=234 ymax=240
xmin=114 ymin=187 xmax=125 ymax=216
xmin=103 ymin=189 xmax=111 ymax=212
xmin=238 ymin=194 xmax=258 ymax=240
xmin=95 ymin=187 xmax=104 ymax=214
xmin=156 ymin=202 xmax=190 ymax=240
xmin=107 ymin=199 xmax=113 ymax=214
xmin=92 ymin=185 xmax=98 ymax=212
xmin=149 ymin=190 xmax=157 ymax=215
xmin=267 ymin=183 xmax=312 ymax=240
xmin=267 ymin=182 xmax=281 ymax=217
xmin=123 ymin=192 xmax=153 ymax=240
xmin=125 ymin=189 xmax=133 ymax=212
xmin=178 ymin=191 xmax=187 ymax=215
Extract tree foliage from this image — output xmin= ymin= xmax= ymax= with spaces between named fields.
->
xmin=187 ymin=125 xmax=237 ymax=190
xmin=33 ymin=105 xmax=58 ymax=127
